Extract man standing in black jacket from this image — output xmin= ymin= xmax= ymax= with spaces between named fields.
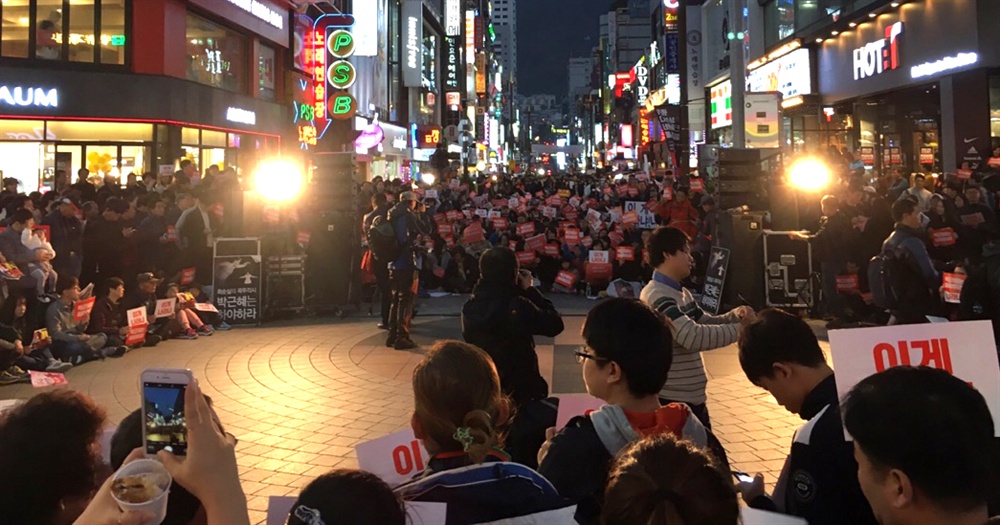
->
xmin=462 ymin=247 xmax=565 ymax=468
xmin=736 ymin=309 xmax=877 ymax=525
xmin=364 ymin=193 xmax=392 ymax=329
xmin=385 ymin=191 xmax=431 ymax=350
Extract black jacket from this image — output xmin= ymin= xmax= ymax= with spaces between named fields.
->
xmin=751 ymin=375 xmax=878 ymax=525
xmin=41 ymin=209 xmax=83 ymax=263
xmin=882 ymin=223 xmax=939 ymax=313
xmin=388 ymin=202 xmax=431 ymax=270
xmin=812 ymin=211 xmax=856 ymax=263
xmin=461 ymin=284 xmax=563 ymax=407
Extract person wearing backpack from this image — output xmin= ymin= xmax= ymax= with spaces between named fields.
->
xmin=385 ymin=191 xmax=431 ymax=350
xmin=874 ymin=198 xmax=941 ymax=324
xmin=363 ymin=193 xmax=392 ymax=329
xmin=959 ymin=223 xmax=1000 ymax=347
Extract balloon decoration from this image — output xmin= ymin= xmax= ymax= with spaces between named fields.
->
xmin=86 ymin=151 xmax=114 ymax=175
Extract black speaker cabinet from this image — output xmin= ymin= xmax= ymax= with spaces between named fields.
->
xmin=715 ymin=211 xmax=765 ymax=309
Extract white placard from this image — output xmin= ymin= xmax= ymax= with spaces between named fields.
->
xmin=355 ymin=429 xmax=430 ymax=487
xmin=475 ymin=209 xmax=488 ymax=218
xmin=740 ymin=507 xmax=807 ymax=525
xmin=488 ymin=210 xmax=502 ymax=219
xmin=589 ymin=250 xmax=610 ymax=264
xmin=425 ymin=189 xmax=438 ymax=200
xmin=556 ymin=394 xmax=606 ymax=429
xmin=154 ymin=298 xmax=177 ymax=319
xmin=829 ymin=320 xmax=1000 ymax=437
xmin=126 ymin=307 xmax=147 ymax=328
xmin=405 ymin=501 xmax=448 ymax=525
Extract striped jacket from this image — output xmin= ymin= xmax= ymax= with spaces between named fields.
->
xmin=640 ymin=275 xmax=740 ymax=404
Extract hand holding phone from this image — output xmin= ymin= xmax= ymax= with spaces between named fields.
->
xmin=141 ymin=368 xmax=193 ymax=456
xmin=732 ymin=470 xmax=755 ymax=484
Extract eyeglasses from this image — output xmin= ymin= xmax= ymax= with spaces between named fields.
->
xmin=575 ymin=350 xmax=609 ymax=364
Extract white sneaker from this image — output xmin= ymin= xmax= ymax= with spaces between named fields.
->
xmin=46 ymin=359 xmax=73 ymax=372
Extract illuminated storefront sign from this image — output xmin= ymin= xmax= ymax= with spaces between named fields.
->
xmin=352 ymin=0 xmax=378 ymax=57
xmin=0 ymin=85 xmax=58 ymax=108
xmin=225 ymin=0 xmax=284 ymax=29
xmin=633 ymin=58 xmax=649 ymax=105
xmin=638 ymin=108 xmax=651 ymax=147
xmin=710 ymin=79 xmax=732 ymax=130
xmin=466 ymin=10 xmax=476 ymax=102
xmin=445 ymin=0 xmax=461 ymax=36
xmin=326 ymin=29 xmax=357 ymax=120
xmin=747 ymin=47 xmax=812 ymax=99
xmin=189 ymin=0 xmax=288 ymax=47
xmin=226 ymin=107 xmax=256 ymax=125
xmin=620 ymin=124 xmax=633 ymax=148
xmin=444 ymin=37 xmax=460 ymax=90
xmin=403 ymin=0 xmax=423 ymax=88
xmin=416 ymin=125 xmax=442 ymax=148
xmin=853 ymin=22 xmax=903 ymax=80
xmin=663 ymin=0 xmax=678 ymax=30
xmin=911 ymin=52 xmax=978 ymax=79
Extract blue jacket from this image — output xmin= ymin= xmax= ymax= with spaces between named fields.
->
xmin=388 ymin=202 xmax=431 ymax=270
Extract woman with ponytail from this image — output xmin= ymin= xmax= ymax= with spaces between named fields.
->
xmin=394 ymin=340 xmax=577 ymax=524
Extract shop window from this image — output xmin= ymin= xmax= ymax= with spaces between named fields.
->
xmin=258 ymin=43 xmax=276 ymax=101
xmin=67 ymin=0 xmax=96 ymax=63
xmin=990 ymin=76 xmax=1000 ymax=141
xmin=764 ymin=0 xmax=795 ymax=48
xmin=202 ymin=130 xmax=227 ymax=147
xmin=0 ymin=1 xmax=31 ymax=58
xmin=45 ymin=121 xmax=152 ymax=142
xmin=795 ymin=0 xmax=846 ymax=35
xmin=181 ymin=127 xmax=201 ymax=146
xmin=0 ymin=120 xmax=49 ymax=141
xmin=35 ymin=0 xmax=63 ymax=60
xmin=100 ymin=0 xmax=126 ymax=65
xmin=185 ymin=13 xmax=248 ymax=93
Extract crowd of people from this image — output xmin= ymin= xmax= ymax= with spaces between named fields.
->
xmin=0 ymin=163 xmax=238 ymax=384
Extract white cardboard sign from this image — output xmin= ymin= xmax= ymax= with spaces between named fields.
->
xmin=154 ymin=298 xmax=177 ymax=319
xmin=126 ymin=307 xmax=147 ymax=328
xmin=424 ymin=189 xmax=438 ymax=200
xmin=355 ymin=429 xmax=430 ymax=487
xmin=829 ymin=320 xmax=1000 ymax=437
xmin=588 ymin=250 xmax=610 ymax=264
xmin=556 ymin=394 xmax=606 ymax=429
xmin=741 ymin=508 xmax=807 ymax=525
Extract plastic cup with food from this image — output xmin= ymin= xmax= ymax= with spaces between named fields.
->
xmin=110 ymin=458 xmax=172 ymax=524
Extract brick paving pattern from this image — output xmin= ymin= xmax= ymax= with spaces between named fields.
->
xmin=0 ymin=312 xmax=819 ymax=523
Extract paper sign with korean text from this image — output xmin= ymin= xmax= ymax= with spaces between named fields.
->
xmin=616 ymin=184 xmax=628 ymax=197
xmin=602 ymin=186 xmax=613 ymax=195
xmin=462 ymin=209 xmax=473 ymax=220
xmin=616 ymin=246 xmax=635 ymax=261
xmin=557 ymin=189 xmax=571 ymax=198
xmin=586 ymin=209 xmax=601 ymax=225
xmin=564 ymin=229 xmax=581 ymax=245
xmin=556 ymin=394 xmax=606 ymax=429
xmin=961 ymin=212 xmax=985 ymax=227
xmin=541 ymin=206 xmax=557 ymax=218
xmin=624 ymin=201 xmax=657 ymax=229
xmin=446 ymin=210 xmax=461 ymax=221
xmin=555 ymin=270 xmax=577 ymax=289
xmin=581 ymin=236 xmax=593 ymax=248
xmin=585 ymin=262 xmax=612 ymax=281
xmin=0 ymin=262 xmax=23 ymax=280
xmin=525 ymin=234 xmax=546 ymax=252
xmin=564 ymin=208 xmax=579 ymax=221
xmin=942 ymin=272 xmax=965 ymax=304
xmin=836 ymin=275 xmax=859 ymax=294
xmin=444 ymin=235 xmax=455 ymax=248
xmin=405 ymin=501 xmax=449 ymax=525
xmin=154 ymin=298 xmax=177 ymax=318
xmin=125 ymin=324 xmax=147 ymax=346
xmin=516 ymin=251 xmax=536 ymax=265
xmin=544 ymin=243 xmax=560 ymax=257
xmin=450 ymin=178 xmax=460 ymax=189
xmin=829 ymin=320 xmax=1000 ymax=437
xmin=30 ymin=328 xmax=50 ymax=349
xmin=609 ymin=231 xmax=625 ymax=247
xmin=194 ymin=302 xmax=219 ymax=313
xmin=126 ymin=307 xmax=148 ymax=328
xmin=463 ymin=224 xmax=486 ymax=244
xmin=433 ymin=213 xmax=447 ymax=224
xmin=689 ymin=178 xmax=705 ymax=193
xmin=957 ymin=169 xmax=973 ymax=180
xmin=487 ymin=210 xmax=502 ymax=219
xmin=437 ymin=223 xmax=452 ymax=235
xmin=508 ymin=240 xmax=517 ymax=251
xmin=507 ymin=196 xmax=519 ymax=209
xmin=621 ymin=211 xmax=639 ymax=228
xmin=475 ymin=208 xmax=488 ymax=218
xmin=73 ymin=297 xmax=96 ymax=322
xmin=355 ymin=429 xmax=430 ymax=487
xmin=589 ymin=250 xmax=610 ymax=264
xmin=662 ymin=187 xmax=674 ymax=201
xmin=627 ymin=186 xmax=639 ymax=198
xmin=516 ymin=204 xmax=528 ymax=214
xmin=569 ymin=196 xmax=581 ymax=208
xmin=516 ymin=222 xmax=536 ymax=237
xmin=930 ymin=228 xmax=957 ymax=247
xmin=493 ymin=217 xmax=509 ymax=230
xmin=30 ymin=371 xmax=68 ymax=388
xmin=609 ymin=207 xmax=623 ymax=223
xmin=425 ymin=189 xmax=438 ymax=200
xmin=180 ymin=267 xmax=197 ymax=285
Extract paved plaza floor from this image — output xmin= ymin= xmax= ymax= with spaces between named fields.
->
xmin=0 ymin=297 xmax=824 ymax=524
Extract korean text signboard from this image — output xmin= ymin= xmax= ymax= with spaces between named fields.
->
xmin=355 ymin=429 xmax=429 ymax=487
xmin=213 ymin=239 xmax=262 ymax=326
xmin=623 ymin=201 xmax=657 ymax=229
xmin=701 ymin=247 xmax=730 ymax=314
xmin=829 ymin=321 xmax=1000 ymax=437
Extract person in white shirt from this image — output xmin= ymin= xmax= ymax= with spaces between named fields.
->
xmin=897 ymin=173 xmax=933 ymax=213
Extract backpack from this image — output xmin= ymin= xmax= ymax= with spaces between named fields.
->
xmin=366 ymin=215 xmax=399 ymax=262
xmin=868 ymin=250 xmax=906 ymax=310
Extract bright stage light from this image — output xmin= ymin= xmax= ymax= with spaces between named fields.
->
xmin=537 ymin=167 xmax=545 ymax=176
xmin=255 ymin=160 xmax=304 ymax=203
xmin=788 ymin=158 xmax=832 ymax=192
xmin=422 ymin=172 xmax=436 ymax=185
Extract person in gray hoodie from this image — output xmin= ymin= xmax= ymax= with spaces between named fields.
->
xmin=537 ymin=298 xmax=729 ymax=525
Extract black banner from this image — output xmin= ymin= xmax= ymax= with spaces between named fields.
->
xmin=213 ymin=255 xmax=261 ymax=326
xmin=655 ymin=104 xmax=681 ymax=155
xmin=700 ymin=246 xmax=730 ymax=314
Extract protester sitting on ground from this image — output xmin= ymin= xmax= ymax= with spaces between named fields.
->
xmin=394 ymin=340 xmax=576 ymax=524
xmin=461 ymin=247 xmax=565 ymax=467
xmin=288 ymin=470 xmax=406 ymax=525
xmin=842 ymin=367 xmax=999 ymax=525
xmin=88 ymin=277 xmax=161 ymax=349
xmin=124 ymin=272 xmax=181 ymax=340
xmin=602 ymin=434 xmax=739 ymax=525
xmin=537 ymin=298 xmax=728 ymax=525
xmin=183 ymin=284 xmax=230 ymax=330
xmin=640 ymin=226 xmax=754 ymax=428
xmin=0 ymin=389 xmax=108 ymax=525
xmin=47 ymin=275 xmax=124 ymax=364
xmin=735 ymin=308 xmax=877 ymax=525
xmin=164 ymin=282 xmax=213 ymax=339
xmin=77 ymin=377 xmax=251 ymax=525
xmin=0 ymin=292 xmax=71 ymax=373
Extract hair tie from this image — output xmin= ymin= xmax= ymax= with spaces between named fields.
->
xmin=293 ymin=505 xmax=326 ymax=525
xmin=652 ymin=487 xmax=682 ymax=507
xmin=453 ymin=427 xmax=475 ymax=451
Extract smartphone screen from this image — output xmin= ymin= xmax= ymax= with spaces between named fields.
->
xmin=732 ymin=471 xmax=755 ymax=484
xmin=143 ymin=381 xmax=188 ymax=455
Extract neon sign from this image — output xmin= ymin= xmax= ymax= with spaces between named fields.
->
xmin=853 ymin=22 xmax=903 ymax=80
xmin=326 ymin=28 xmax=357 ymax=121
xmin=911 ymin=52 xmax=977 ymax=79
xmin=225 ymin=0 xmax=284 ymax=30
xmin=294 ymin=13 xmax=356 ymax=148
xmin=226 ymin=107 xmax=256 ymax=125
xmin=0 ymin=86 xmax=58 ymax=108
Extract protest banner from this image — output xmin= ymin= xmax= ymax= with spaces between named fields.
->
xmin=942 ymin=272 xmax=965 ymax=304
xmin=690 ymin=178 xmax=705 ymax=193
xmin=564 ymin=229 xmax=581 ymax=245
xmin=73 ymin=296 xmax=96 ymax=322
xmin=126 ymin=307 xmax=148 ymax=328
xmin=463 ymin=223 xmax=486 ymax=244
xmin=493 ymin=217 xmax=508 ymax=230
xmin=555 ymin=394 xmax=606 ymax=429
xmin=354 ymin=429 xmax=430 ymax=487
xmin=623 ymin=201 xmax=657 ymax=229
xmin=616 ymin=246 xmax=635 ymax=262
xmin=194 ymin=302 xmax=219 ymax=313
xmin=180 ymin=267 xmax=197 ymax=285
xmin=829 ymin=320 xmax=1000 ymax=437
xmin=555 ymin=270 xmax=577 ymax=289
xmin=835 ymin=275 xmax=860 ymax=294
xmin=929 ymin=228 xmax=957 ymax=247
xmin=589 ymin=250 xmax=610 ymax=264
xmin=584 ymin=262 xmax=612 ymax=281
xmin=30 ymin=371 xmax=68 ymax=387
xmin=125 ymin=324 xmax=147 ymax=346
xmin=516 ymin=251 xmax=536 ymax=265
xmin=516 ymin=222 xmax=536 ymax=237
xmin=154 ymin=298 xmax=177 ymax=318
xmin=701 ymin=247 xmax=730 ymax=314
xmin=621 ymin=211 xmax=639 ymax=228
xmin=525 ymin=234 xmax=546 ymax=251
xmin=425 ymin=189 xmax=438 ymax=200
xmin=437 ymin=223 xmax=452 ymax=235
xmin=544 ymin=243 xmax=560 ymax=257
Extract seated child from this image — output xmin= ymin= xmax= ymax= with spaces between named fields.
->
xmin=21 ymin=227 xmax=57 ymax=302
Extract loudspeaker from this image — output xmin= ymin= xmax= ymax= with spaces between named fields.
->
xmin=311 ymin=152 xmax=358 ymax=211
xmin=304 ymin=210 xmax=360 ymax=306
xmin=718 ymin=148 xmax=768 ymax=211
xmin=716 ymin=211 xmax=765 ymax=309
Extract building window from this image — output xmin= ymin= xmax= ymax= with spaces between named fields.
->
xmin=764 ymin=0 xmax=795 ymax=48
xmin=257 ymin=42 xmax=276 ymax=101
xmin=990 ymin=76 xmax=1000 ymax=142
xmin=0 ymin=0 xmax=126 ymax=63
xmin=185 ymin=13 xmax=247 ymax=93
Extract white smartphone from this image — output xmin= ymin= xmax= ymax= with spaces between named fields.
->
xmin=141 ymin=368 xmax=193 ymax=456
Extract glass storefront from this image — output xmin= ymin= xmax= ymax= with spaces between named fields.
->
xmin=991 ymin=75 xmax=1000 ymax=143
xmin=185 ymin=12 xmax=247 ymax=93
xmin=0 ymin=0 xmax=127 ymax=64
